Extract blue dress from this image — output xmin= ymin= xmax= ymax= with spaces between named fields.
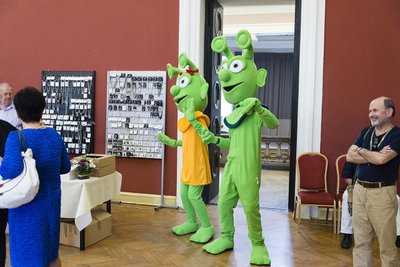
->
xmin=0 ymin=128 xmax=70 ymax=267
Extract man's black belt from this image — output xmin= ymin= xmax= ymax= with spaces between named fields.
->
xmin=357 ymin=180 xmax=396 ymax=189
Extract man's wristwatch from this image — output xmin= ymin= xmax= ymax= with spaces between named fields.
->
xmin=356 ymin=147 xmax=363 ymax=154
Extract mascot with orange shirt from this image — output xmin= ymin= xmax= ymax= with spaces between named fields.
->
xmin=157 ymin=53 xmax=214 ymax=243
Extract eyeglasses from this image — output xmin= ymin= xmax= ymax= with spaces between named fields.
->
xmin=1 ymin=92 xmax=13 ymax=97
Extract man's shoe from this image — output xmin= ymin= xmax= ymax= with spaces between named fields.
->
xmin=340 ymin=234 xmax=352 ymax=249
xmin=396 ymin=236 xmax=400 ymax=248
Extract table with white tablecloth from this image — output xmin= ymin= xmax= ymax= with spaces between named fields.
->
xmin=60 ymin=171 xmax=122 ymax=250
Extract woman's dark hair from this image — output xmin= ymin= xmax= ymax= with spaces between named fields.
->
xmin=384 ymin=98 xmax=396 ymax=117
xmin=14 ymin=87 xmax=45 ymax=123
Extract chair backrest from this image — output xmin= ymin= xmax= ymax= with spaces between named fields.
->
xmin=297 ymin=152 xmax=328 ymax=191
xmin=336 ymin=154 xmax=349 ymax=194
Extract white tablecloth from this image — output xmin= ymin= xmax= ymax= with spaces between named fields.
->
xmin=60 ymin=171 xmax=122 ymax=231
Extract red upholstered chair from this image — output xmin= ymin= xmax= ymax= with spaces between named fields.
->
xmin=335 ymin=154 xmax=350 ymax=234
xmin=293 ymin=152 xmax=337 ymax=233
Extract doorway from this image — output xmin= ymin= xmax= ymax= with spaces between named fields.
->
xmin=205 ymin=1 xmax=295 ymax=211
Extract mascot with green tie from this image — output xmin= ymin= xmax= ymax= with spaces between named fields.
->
xmin=187 ymin=30 xmax=279 ymax=265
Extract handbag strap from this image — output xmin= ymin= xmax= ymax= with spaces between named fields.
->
xmin=17 ymin=131 xmax=28 ymax=153
xmin=0 ymin=131 xmax=27 ymax=187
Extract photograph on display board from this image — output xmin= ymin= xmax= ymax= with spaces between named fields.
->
xmin=106 ymin=71 xmax=166 ymax=159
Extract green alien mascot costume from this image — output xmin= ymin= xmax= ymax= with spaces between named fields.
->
xmin=157 ymin=53 xmax=215 ymax=243
xmin=189 ymin=30 xmax=279 ymax=265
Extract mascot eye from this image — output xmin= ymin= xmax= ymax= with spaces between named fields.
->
xmin=177 ymin=76 xmax=189 ymax=88
xmin=229 ymin=60 xmax=243 ymax=73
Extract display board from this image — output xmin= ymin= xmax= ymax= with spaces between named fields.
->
xmin=41 ymin=71 xmax=95 ymax=154
xmin=106 ymin=71 xmax=166 ymax=159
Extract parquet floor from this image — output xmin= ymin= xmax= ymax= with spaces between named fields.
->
xmin=6 ymin=202 xmax=392 ymax=267
xmin=5 ymin=166 xmax=398 ymax=267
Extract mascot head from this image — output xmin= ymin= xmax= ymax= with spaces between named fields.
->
xmin=211 ymin=29 xmax=267 ymax=105
xmin=166 ymin=53 xmax=209 ymax=113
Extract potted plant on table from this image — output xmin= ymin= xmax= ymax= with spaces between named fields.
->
xmin=71 ymin=156 xmax=96 ymax=179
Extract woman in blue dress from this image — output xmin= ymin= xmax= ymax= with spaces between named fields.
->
xmin=0 ymin=87 xmax=71 ymax=267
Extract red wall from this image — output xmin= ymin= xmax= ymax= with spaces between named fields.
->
xmin=0 ymin=0 xmax=179 ymax=195
xmin=322 ymin=0 xmax=400 ymax=193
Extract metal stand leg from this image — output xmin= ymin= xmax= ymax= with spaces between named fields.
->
xmin=155 ymin=145 xmax=179 ymax=211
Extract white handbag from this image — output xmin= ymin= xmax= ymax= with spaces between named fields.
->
xmin=0 ymin=131 xmax=40 ymax=209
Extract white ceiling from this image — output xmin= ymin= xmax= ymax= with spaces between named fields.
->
xmin=221 ymin=1 xmax=295 ymax=52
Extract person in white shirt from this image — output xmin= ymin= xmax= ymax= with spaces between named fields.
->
xmin=0 ymin=82 xmax=22 ymax=129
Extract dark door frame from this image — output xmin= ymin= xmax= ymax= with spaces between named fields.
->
xmin=288 ymin=0 xmax=301 ymax=211
xmin=203 ymin=0 xmax=223 ymax=203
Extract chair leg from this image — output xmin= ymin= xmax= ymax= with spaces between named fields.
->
xmin=325 ymin=207 xmax=330 ymax=221
xmin=333 ymin=203 xmax=337 ymax=234
xmin=293 ymin=198 xmax=297 ymax=221
xmin=337 ymin=201 xmax=342 ymax=234
xmin=298 ymin=203 xmax=301 ymax=232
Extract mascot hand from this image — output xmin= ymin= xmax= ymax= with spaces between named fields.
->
xmin=240 ymin=97 xmax=261 ymax=115
xmin=184 ymin=98 xmax=196 ymax=122
xmin=200 ymin=129 xmax=219 ymax=144
xmin=157 ymin=133 xmax=178 ymax=147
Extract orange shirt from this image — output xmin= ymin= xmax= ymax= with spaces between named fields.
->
xmin=178 ymin=111 xmax=212 ymax=186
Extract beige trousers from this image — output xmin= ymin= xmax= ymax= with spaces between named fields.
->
xmin=352 ymin=183 xmax=399 ymax=267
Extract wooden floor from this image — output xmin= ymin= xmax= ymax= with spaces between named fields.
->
xmin=210 ymin=169 xmax=289 ymax=211
xmin=6 ymin=203 xmax=393 ymax=267
xmin=259 ymin=169 xmax=289 ymax=210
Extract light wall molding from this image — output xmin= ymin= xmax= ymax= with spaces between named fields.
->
xmin=115 ymin=192 xmax=176 ymax=207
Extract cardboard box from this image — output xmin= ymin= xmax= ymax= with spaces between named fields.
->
xmin=74 ymin=154 xmax=116 ymax=177
xmin=60 ymin=209 xmax=112 ymax=249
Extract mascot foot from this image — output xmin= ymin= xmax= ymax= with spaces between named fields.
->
xmin=250 ymin=245 xmax=271 ymax=266
xmin=190 ymin=225 xmax=215 ymax=243
xmin=202 ymin=237 xmax=233 ymax=254
xmin=172 ymin=222 xmax=199 ymax=236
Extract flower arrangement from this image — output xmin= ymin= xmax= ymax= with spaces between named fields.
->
xmin=71 ymin=156 xmax=96 ymax=179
